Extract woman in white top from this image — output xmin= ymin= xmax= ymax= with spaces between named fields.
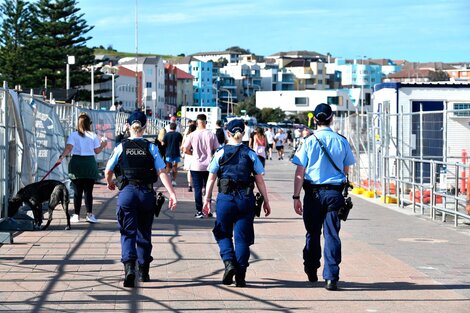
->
xmin=182 ymin=123 xmax=197 ymax=192
xmin=58 ymin=112 xmax=107 ymax=223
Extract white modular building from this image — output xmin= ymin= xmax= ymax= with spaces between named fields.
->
xmin=255 ymin=89 xmax=358 ymax=116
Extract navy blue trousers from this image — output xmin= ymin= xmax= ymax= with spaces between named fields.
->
xmin=117 ymin=184 xmax=155 ymax=266
xmin=191 ymin=170 xmax=209 ymax=212
xmin=302 ymin=189 xmax=343 ymax=281
xmin=212 ymin=192 xmax=255 ymax=273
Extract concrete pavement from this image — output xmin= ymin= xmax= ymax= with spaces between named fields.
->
xmin=0 ymin=153 xmax=469 ymax=312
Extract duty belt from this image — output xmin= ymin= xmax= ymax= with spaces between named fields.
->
xmin=303 ymin=182 xmax=343 ymax=193
xmin=128 ymin=180 xmax=153 ymax=190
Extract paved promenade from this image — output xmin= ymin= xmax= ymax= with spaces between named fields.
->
xmin=1 ymin=155 xmax=470 ymax=312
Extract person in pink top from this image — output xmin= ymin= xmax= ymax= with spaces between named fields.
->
xmin=182 ymin=114 xmax=220 ymax=218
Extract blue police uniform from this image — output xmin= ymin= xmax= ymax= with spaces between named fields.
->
xmin=105 ymin=138 xmax=165 ymax=269
xmin=291 ymin=127 xmax=355 ymax=283
xmin=207 ymin=143 xmax=264 ymax=279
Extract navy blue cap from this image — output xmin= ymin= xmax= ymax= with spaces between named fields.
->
xmin=127 ymin=111 xmax=147 ymax=127
xmin=227 ymin=119 xmax=245 ymax=134
xmin=314 ymin=103 xmax=333 ymax=122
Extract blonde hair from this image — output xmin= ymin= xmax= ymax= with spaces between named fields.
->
xmin=129 ymin=122 xmax=144 ymax=136
xmin=158 ymin=128 xmax=166 ymax=142
xmin=77 ymin=112 xmax=92 ymax=137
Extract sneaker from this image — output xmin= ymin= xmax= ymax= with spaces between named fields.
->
xmin=172 ymin=181 xmax=177 ymax=187
xmin=188 ymin=186 xmax=193 ymax=192
xmin=86 ymin=213 xmax=98 ymax=223
xmin=207 ymin=212 xmax=213 ymax=218
xmin=194 ymin=211 xmax=204 ymax=219
xmin=70 ymin=214 xmax=80 ymax=223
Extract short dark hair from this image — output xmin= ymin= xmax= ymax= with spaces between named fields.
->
xmin=196 ymin=114 xmax=207 ymax=122
xmin=169 ymin=122 xmax=177 ymax=130
xmin=216 ymin=120 xmax=222 ymax=127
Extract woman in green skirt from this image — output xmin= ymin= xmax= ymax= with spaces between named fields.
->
xmin=58 ymin=112 xmax=107 ymax=223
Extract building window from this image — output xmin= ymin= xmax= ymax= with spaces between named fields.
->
xmin=294 ymin=97 xmax=309 ymax=107
xmin=327 ymin=96 xmax=342 ymax=106
xmin=146 ymin=82 xmax=152 ymax=88
xmin=454 ymin=103 xmax=470 ymax=116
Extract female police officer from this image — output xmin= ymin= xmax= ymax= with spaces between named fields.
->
xmin=202 ymin=119 xmax=271 ymax=287
xmin=291 ymin=103 xmax=355 ymax=291
xmin=105 ymin=111 xmax=177 ymax=288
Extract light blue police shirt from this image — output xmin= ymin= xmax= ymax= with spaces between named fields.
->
xmin=208 ymin=143 xmax=265 ymax=175
xmin=291 ymin=128 xmax=356 ymax=185
xmin=105 ymin=138 xmax=166 ymax=172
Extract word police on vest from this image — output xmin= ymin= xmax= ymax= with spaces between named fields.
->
xmin=127 ymin=111 xmax=147 ymax=127
xmin=126 ymin=148 xmax=146 ymax=156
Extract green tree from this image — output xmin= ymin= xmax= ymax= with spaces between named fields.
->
xmin=225 ymin=46 xmax=251 ymax=54
xmin=258 ymin=107 xmax=286 ymax=123
xmin=233 ymin=95 xmax=260 ymax=118
xmin=29 ymin=0 xmax=95 ymax=89
xmin=429 ymin=70 xmax=449 ymax=82
xmin=0 ymin=0 xmax=34 ymax=89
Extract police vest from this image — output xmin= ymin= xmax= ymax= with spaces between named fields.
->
xmin=217 ymin=144 xmax=255 ymax=186
xmin=117 ymin=139 xmax=158 ymax=185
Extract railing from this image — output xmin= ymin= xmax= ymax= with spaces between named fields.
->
xmin=382 ymin=156 xmax=469 ymax=226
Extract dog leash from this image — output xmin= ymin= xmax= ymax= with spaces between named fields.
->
xmin=40 ymin=161 xmax=61 ymax=181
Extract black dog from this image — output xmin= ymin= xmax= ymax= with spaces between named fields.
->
xmin=8 ymin=180 xmax=71 ymax=230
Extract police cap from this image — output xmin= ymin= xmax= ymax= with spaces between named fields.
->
xmin=314 ymin=103 xmax=333 ymax=122
xmin=127 ymin=111 xmax=147 ymax=127
xmin=227 ymin=119 xmax=245 ymax=134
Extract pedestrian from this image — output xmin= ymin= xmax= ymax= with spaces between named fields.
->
xmin=155 ymin=128 xmax=166 ymax=160
xmin=165 ymin=115 xmax=181 ymax=133
xmin=163 ymin=122 xmax=183 ymax=186
xmin=274 ymin=128 xmax=287 ymax=160
xmin=57 ymin=112 xmax=107 ymax=223
xmin=202 ymin=118 xmax=271 ymax=287
xmin=291 ymin=103 xmax=355 ymax=291
xmin=241 ymin=121 xmax=252 ymax=146
xmin=182 ymin=114 xmax=219 ymax=218
xmin=182 ymin=123 xmax=197 ymax=192
xmin=265 ymin=127 xmax=274 ymax=160
xmin=214 ymin=119 xmax=227 ymax=146
xmin=104 ymin=111 xmax=177 ymax=288
xmin=252 ymin=127 xmax=267 ymax=167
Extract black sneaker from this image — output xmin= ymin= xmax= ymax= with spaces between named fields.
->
xmin=194 ymin=211 xmax=204 ymax=218
xmin=207 ymin=212 xmax=213 ymax=218
xmin=188 ymin=186 xmax=193 ymax=192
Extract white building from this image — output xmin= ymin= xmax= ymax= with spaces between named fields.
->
xmin=373 ymin=81 xmax=470 ymax=161
xmin=119 ymin=56 xmax=165 ymax=118
xmin=255 ymin=90 xmax=356 ymax=116
xmin=191 ymin=50 xmax=242 ymax=64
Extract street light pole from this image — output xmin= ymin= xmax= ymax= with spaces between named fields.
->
xmin=66 ymin=55 xmax=75 ymax=101
xmin=220 ymin=88 xmax=232 ymax=116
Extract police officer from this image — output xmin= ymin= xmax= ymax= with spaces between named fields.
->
xmin=203 ymin=119 xmax=271 ymax=287
xmin=105 ymin=111 xmax=177 ymax=288
xmin=291 ymin=103 xmax=355 ymax=291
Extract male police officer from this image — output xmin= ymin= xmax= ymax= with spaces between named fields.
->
xmin=291 ymin=103 xmax=355 ymax=291
xmin=105 ymin=111 xmax=177 ymax=287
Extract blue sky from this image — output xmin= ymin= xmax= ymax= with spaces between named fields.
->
xmin=78 ymin=0 xmax=470 ymax=62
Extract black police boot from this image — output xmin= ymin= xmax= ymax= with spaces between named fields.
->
xmin=138 ymin=264 xmax=150 ymax=282
xmin=235 ymin=271 xmax=246 ymax=287
xmin=123 ymin=262 xmax=136 ymax=288
xmin=304 ymin=266 xmax=318 ymax=283
xmin=325 ymin=279 xmax=338 ymax=291
xmin=222 ymin=260 xmax=236 ymax=285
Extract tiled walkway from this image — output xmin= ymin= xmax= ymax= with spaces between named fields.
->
xmin=1 ymin=157 xmax=469 ymax=312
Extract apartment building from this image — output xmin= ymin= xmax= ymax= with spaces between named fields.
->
xmin=173 ymin=57 xmax=214 ymax=106
xmin=119 ymin=56 xmax=165 ymax=117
